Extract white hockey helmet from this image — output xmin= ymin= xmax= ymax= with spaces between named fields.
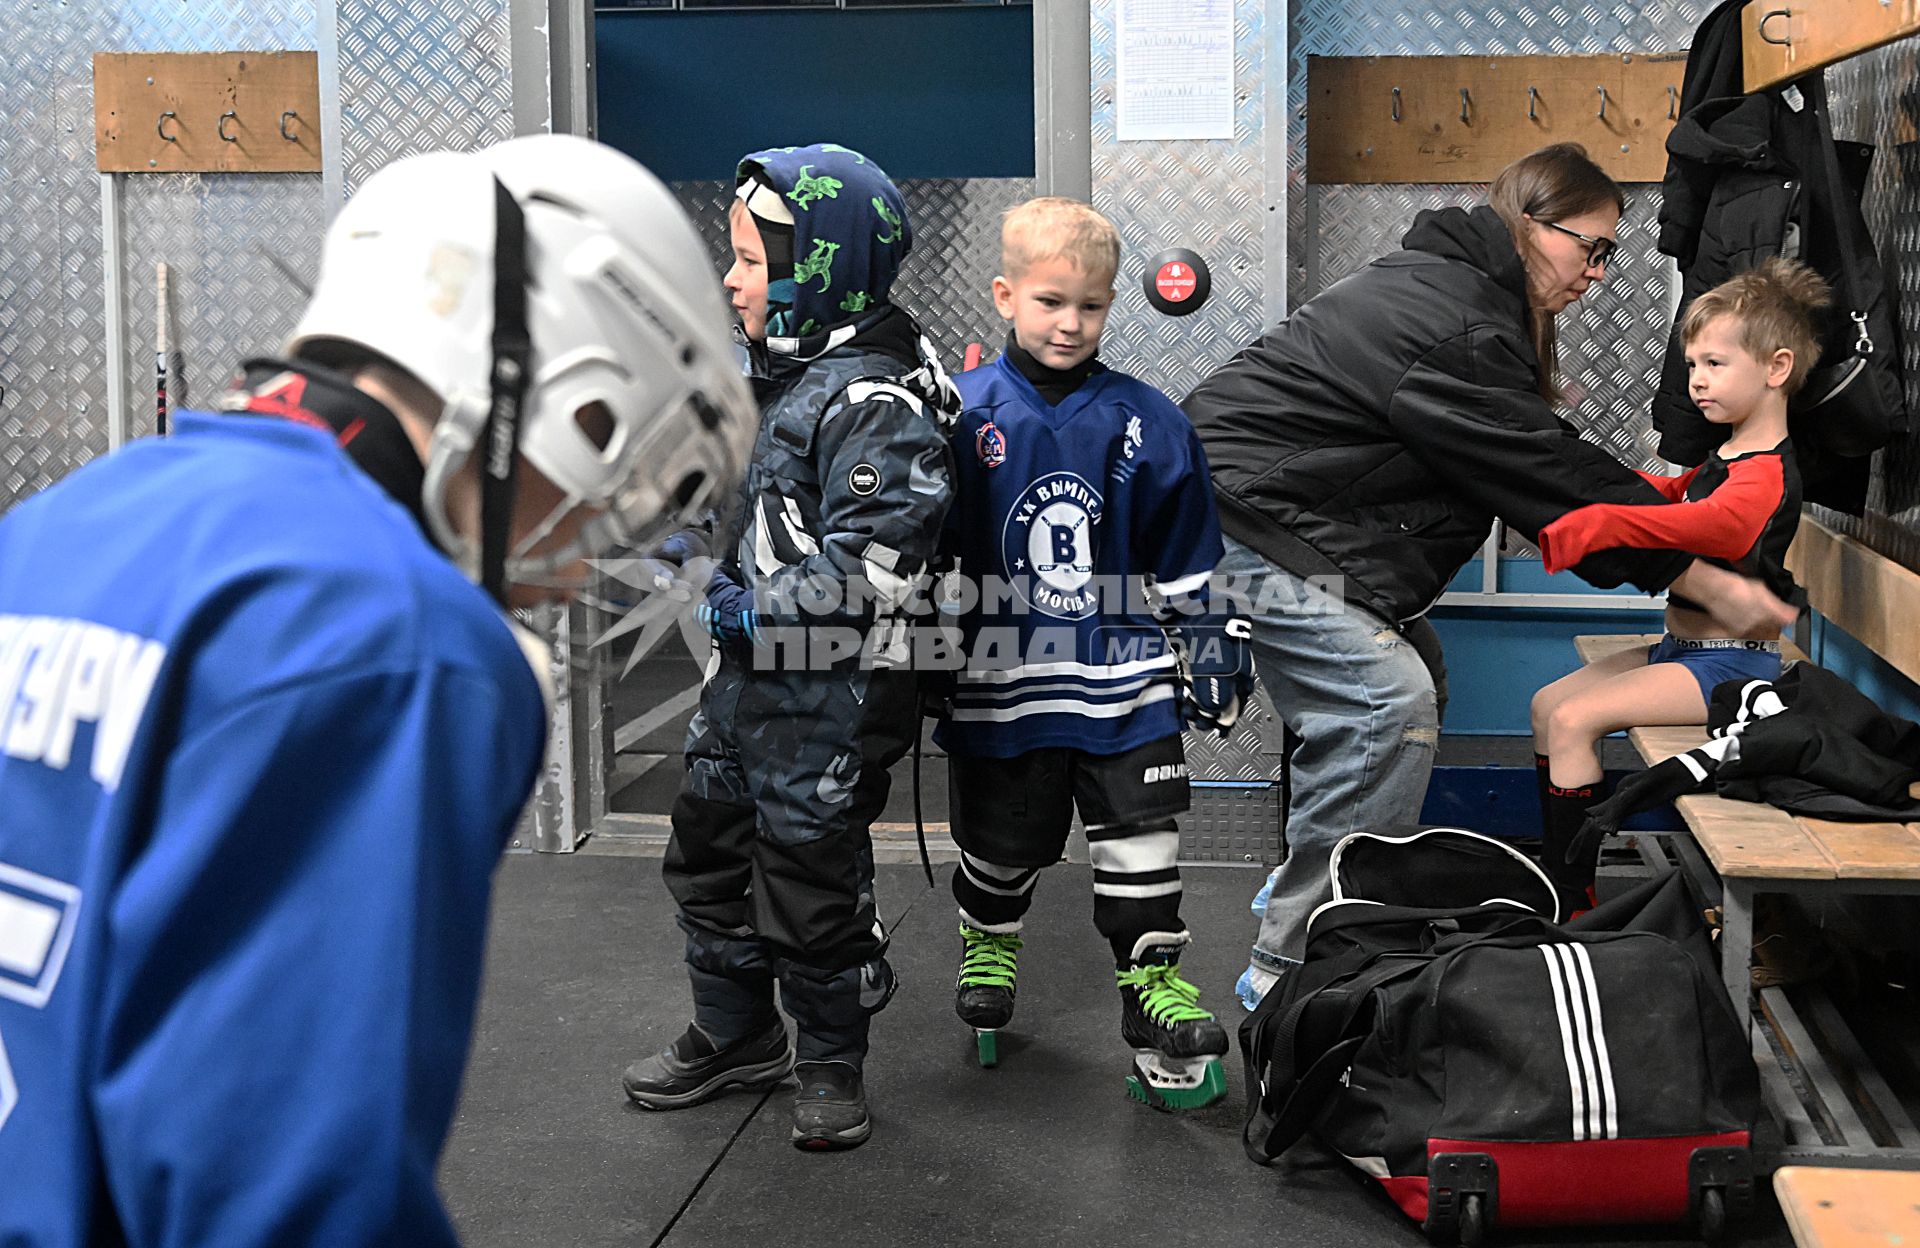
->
xmin=290 ymin=134 xmax=755 ymax=596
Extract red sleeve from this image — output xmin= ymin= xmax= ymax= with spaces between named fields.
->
xmin=1538 ymin=455 xmax=1785 ymax=573
xmin=1633 ymin=466 xmax=1699 ymax=502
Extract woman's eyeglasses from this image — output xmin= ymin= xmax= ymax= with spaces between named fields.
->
xmin=1542 ymin=220 xmax=1617 ymax=270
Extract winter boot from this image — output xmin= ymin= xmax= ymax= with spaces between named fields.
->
xmin=790 ymin=1060 xmax=871 ymax=1150
xmin=1116 ymin=930 xmax=1228 ymax=1110
xmin=956 ymin=924 xmax=1021 ymax=1066
xmin=622 ymin=1017 xmax=793 ymax=1110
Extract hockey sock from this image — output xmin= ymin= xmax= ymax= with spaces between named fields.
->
xmin=1089 ymin=816 xmax=1182 ymax=963
xmin=1541 ymin=783 xmax=1600 ymax=917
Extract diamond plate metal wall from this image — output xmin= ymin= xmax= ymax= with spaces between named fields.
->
xmin=337 ymin=0 xmax=514 ymax=196
xmin=0 ymin=1 xmax=320 ymax=512
xmin=670 ymin=176 xmax=1034 ymax=367
xmin=1823 ymin=37 xmax=1920 ymax=572
xmin=1086 ymin=0 xmax=1283 ymax=787
xmin=1090 ymin=0 xmax=1275 ymax=403
xmin=116 ymin=176 xmax=326 ymax=434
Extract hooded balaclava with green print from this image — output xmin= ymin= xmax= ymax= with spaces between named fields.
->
xmin=734 ymin=143 xmax=911 ymax=351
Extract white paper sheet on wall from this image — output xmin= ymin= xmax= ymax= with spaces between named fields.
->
xmin=1115 ymin=0 xmax=1235 ymax=142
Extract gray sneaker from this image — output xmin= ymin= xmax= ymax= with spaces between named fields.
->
xmin=790 ymin=1060 xmax=871 ymax=1150
xmin=622 ymin=1019 xmax=792 ymax=1110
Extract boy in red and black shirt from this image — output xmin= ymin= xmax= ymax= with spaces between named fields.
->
xmin=1530 ymin=258 xmax=1830 ymax=913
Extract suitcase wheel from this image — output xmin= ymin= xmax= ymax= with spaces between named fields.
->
xmin=1458 ymin=1193 xmax=1487 ymax=1248
xmin=1696 ymin=1187 xmax=1725 ymax=1245
xmin=1425 ymin=1153 xmax=1497 ymax=1247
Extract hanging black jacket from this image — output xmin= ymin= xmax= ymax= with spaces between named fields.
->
xmin=1652 ymin=0 xmax=1905 ymax=511
xmin=1181 ymin=205 xmax=1686 ymax=628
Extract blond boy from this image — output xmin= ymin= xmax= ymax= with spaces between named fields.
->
xmin=933 ymin=198 xmax=1253 ymax=1107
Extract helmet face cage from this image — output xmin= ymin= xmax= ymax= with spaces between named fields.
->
xmin=315 ymin=137 xmax=755 ymax=598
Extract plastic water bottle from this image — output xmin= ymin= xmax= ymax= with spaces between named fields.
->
xmin=1250 ymin=866 xmax=1280 ymax=916
xmin=1235 ymin=964 xmax=1279 ymax=1012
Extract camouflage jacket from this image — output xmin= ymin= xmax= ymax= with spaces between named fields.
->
xmin=733 ymin=307 xmax=958 ymax=659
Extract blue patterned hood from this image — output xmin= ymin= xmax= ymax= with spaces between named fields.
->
xmin=737 ymin=143 xmax=911 ymax=349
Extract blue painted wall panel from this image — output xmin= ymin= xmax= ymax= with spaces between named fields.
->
xmin=1427 ymin=558 xmax=1664 ymax=736
xmin=595 ymin=9 xmax=1036 ymax=182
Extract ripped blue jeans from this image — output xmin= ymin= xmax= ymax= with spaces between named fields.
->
xmin=1215 ymin=536 xmax=1443 ymax=976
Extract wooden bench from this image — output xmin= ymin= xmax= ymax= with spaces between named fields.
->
xmin=1572 ymin=517 xmax=1920 ymax=1166
xmin=1774 ymin=1167 xmax=1920 ymax=1246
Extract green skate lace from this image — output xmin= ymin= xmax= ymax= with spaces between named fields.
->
xmin=958 ymin=926 xmax=1022 ymax=989
xmin=1116 ymin=962 xmax=1214 ymax=1025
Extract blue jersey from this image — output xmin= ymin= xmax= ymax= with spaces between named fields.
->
xmin=0 ymin=414 xmax=545 ymax=1247
xmin=934 ymin=354 xmax=1224 ymax=757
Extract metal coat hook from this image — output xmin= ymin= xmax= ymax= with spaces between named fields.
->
xmin=1759 ymin=8 xmax=1793 ymax=45
xmin=218 ymin=110 xmax=239 ymax=143
xmin=1460 ymin=87 xmax=1471 ymax=124
xmin=1528 ymin=85 xmax=1539 ymax=122
xmin=1596 ymin=85 xmax=1610 ymax=121
xmin=279 ymin=110 xmax=299 ymax=141
xmin=1391 ymin=86 xmax=1401 ymax=122
xmin=157 ymin=111 xmax=178 ymax=142
xmin=1667 ymin=84 xmax=1679 ymax=119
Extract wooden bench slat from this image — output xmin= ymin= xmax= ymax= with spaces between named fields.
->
xmin=1675 ymin=794 xmax=1840 ymax=880
xmin=1774 ymin=1165 xmax=1920 ymax=1247
xmin=1799 ymin=819 xmax=1920 ymax=881
xmin=1574 ymin=633 xmax=1651 ymax=665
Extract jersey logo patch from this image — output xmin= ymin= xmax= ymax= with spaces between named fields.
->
xmin=1002 ymin=471 xmax=1104 ymax=620
xmin=975 ymin=420 xmax=1007 ymax=468
xmin=0 ymin=861 xmax=83 ymax=1132
xmin=848 ymin=463 xmax=881 ymax=496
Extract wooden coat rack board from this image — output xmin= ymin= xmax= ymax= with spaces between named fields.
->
xmin=1744 ymin=0 xmax=1920 ymax=91
xmin=94 ymin=51 xmax=321 ymax=174
xmin=1307 ymin=54 xmax=1687 ymax=185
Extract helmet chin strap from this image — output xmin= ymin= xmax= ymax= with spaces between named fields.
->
xmin=482 ymin=176 xmax=533 ymax=607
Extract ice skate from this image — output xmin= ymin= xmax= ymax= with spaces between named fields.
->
xmin=1116 ymin=931 xmax=1228 ymax=1110
xmin=955 ymin=924 xmax=1022 ymax=1067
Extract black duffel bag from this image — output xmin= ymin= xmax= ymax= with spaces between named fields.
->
xmin=1241 ymin=829 xmax=1759 ymax=1245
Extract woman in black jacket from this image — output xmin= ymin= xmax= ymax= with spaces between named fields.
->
xmin=1182 ymin=144 xmax=1797 ymax=1008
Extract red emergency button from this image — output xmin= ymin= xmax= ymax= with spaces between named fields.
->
xmin=1155 ymin=261 xmax=1198 ymax=302
xmin=1141 ymin=248 xmax=1211 ymax=317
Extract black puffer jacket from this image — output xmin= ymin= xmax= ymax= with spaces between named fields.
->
xmin=1182 ymin=206 xmax=1688 ymax=628
xmin=1651 ymin=0 xmax=1903 ymax=511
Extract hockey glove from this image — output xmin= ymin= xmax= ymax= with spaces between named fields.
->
xmin=653 ymin=526 xmax=711 ymax=569
xmin=1171 ymin=614 xmax=1256 ymax=736
xmin=696 ymin=570 xmax=761 ymax=653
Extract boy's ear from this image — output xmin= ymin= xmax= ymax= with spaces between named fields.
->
xmin=990 ymin=275 xmax=1016 ymax=321
xmin=1768 ymin=347 xmax=1794 ymax=390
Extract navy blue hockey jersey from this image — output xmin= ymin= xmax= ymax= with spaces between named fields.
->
xmin=934 ymin=353 xmax=1224 ymax=757
xmin=0 ymin=414 xmax=545 ymax=1246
